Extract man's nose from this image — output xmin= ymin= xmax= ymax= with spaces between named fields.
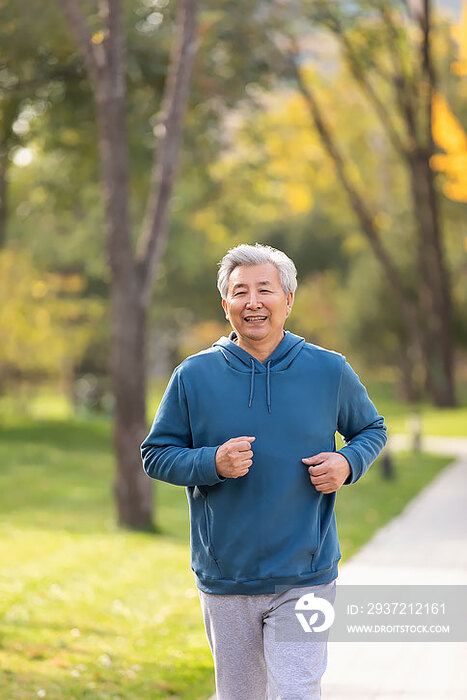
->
xmin=246 ymin=293 xmax=261 ymax=307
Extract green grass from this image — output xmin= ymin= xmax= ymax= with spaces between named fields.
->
xmin=372 ymin=396 xmax=467 ymax=438
xmin=0 ymin=418 xmax=211 ymax=700
xmin=367 ymin=380 xmax=467 ymax=438
xmin=0 ymin=412 xmax=454 ymax=699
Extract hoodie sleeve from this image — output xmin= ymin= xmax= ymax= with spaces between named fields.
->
xmin=140 ymin=366 xmax=227 ymax=487
xmin=336 ymin=358 xmax=388 ymax=485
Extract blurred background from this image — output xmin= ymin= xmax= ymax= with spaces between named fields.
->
xmin=1 ymin=0 xmax=466 ymax=698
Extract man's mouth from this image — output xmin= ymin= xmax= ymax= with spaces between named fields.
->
xmin=244 ymin=316 xmax=267 ymax=323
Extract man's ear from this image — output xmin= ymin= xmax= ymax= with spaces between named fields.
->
xmin=286 ymin=291 xmax=294 ymax=316
xmin=222 ymin=298 xmax=229 ymax=319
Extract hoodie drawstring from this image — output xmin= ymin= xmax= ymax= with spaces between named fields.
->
xmin=214 ymin=331 xmax=306 ymax=416
xmin=248 ymin=359 xmax=255 ymax=408
xmin=266 ymin=360 xmax=271 ymax=413
xmin=248 ymin=358 xmax=271 ymax=413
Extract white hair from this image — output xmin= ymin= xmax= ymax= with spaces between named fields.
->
xmin=217 ymin=243 xmax=298 ymax=299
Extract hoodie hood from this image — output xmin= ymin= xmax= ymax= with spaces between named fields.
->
xmin=212 ymin=330 xmax=305 ymax=413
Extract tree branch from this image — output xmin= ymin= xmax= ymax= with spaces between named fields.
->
xmin=419 ymin=0 xmax=435 ymax=148
xmin=375 ymin=0 xmax=419 ymax=149
xmin=56 ymin=0 xmax=104 ymax=86
xmin=325 ymin=11 xmax=408 ymax=158
xmin=103 ymin=0 xmax=125 ymax=98
xmin=0 ymin=96 xmax=21 ymax=248
xmin=288 ymin=48 xmax=420 ymax=338
xmin=136 ymin=0 xmax=199 ymax=307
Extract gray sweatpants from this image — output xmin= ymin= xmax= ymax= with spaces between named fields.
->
xmin=198 ymin=578 xmax=337 ymax=700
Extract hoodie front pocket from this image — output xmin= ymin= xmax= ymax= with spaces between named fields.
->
xmin=204 ymin=497 xmax=223 ymax=577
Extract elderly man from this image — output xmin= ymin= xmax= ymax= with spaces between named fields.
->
xmin=141 ymin=243 xmax=387 ymax=700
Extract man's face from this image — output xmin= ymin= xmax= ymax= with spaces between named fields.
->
xmin=222 ymin=263 xmax=294 ymax=346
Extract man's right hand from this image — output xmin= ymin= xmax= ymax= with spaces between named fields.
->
xmin=215 ymin=436 xmax=255 ymax=479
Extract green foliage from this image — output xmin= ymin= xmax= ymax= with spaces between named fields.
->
xmin=0 ymin=249 xmax=104 ymax=389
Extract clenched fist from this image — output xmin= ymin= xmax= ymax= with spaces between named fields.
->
xmin=215 ymin=436 xmax=256 ymax=479
xmin=302 ymin=452 xmax=351 ymax=494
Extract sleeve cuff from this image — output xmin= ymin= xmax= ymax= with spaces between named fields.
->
xmin=338 ymin=446 xmax=362 ymax=485
xmin=198 ymin=445 xmax=227 ymax=485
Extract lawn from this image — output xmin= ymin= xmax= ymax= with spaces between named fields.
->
xmin=0 ymin=414 xmax=454 ymax=699
xmin=362 ymin=379 xmax=467 ymax=438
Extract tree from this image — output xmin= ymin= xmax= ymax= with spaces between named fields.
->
xmin=56 ymin=0 xmax=199 ymax=529
xmin=272 ymin=0 xmax=457 ymax=405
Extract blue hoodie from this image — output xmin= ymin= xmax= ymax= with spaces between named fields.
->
xmin=141 ymin=331 xmax=387 ymax=595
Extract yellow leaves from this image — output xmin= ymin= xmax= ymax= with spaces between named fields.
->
xmin=35 ymin=308 xmax=50 ymax=328
xmin=31 ymin=280 xmax=48 ymax=299
xmin=285 ymin=183 xmax=312 ymax=214
xmin=433 ymin=5 xmax=467 ymax=199
xmin=300 ymin=64 xmax=316 ymax=89
xmin=432 ymin=93 xmax=467 ymax=152
xmin=431 ymin=93 xmax=467 ymax=202
xmin=91 ymin=31 xmax=105 ymax=45
xmin=30 ymin=273 xmax=87 ymax=300
xmin=0 ymin=249 xmax=104 ymax=375
xmin=341 ymin=232 xmax=366 ymax=256
xmin=179 ymin=320 xmax=229 ymax=359
xmin=431 ymin=151 xmax=467 ymax=201
xmin=451 ymin=61 xmax=467 ymax=77
xmin=207 ymin=90 xmax=317 ymax=227
xmin=373 ymin=212 xmax=391 ymax=232
xmin=290 ymin=272 xmax=342 ymax=349
xmin=206 ymin=223 xmax=228 ymax=244
xmin=47 ymin=273 xmax=87 ymax=294
xmin=192 ymin=209 xmax=227 ymax=243
xmin=192 ymin=209 xmax=214 ymax=230
xmin=451 ymin=1 xmax=467 ymax=76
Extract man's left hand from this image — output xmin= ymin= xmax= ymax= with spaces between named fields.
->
xmin=301 ymin=453 xmax=351 ymax=494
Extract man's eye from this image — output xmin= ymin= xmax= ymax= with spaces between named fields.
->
xmin=260 ymin=289 xmax=271 ymax=293
xmin=233 ymin=291 xmax=245 ymax=296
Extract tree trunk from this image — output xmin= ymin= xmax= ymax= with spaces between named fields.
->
xmin=94 ymin=81 xmax=154 ymax=528
xmin=407 ymin=0 xmax=456 ymax=406
xmin=397 ymin=344 xmax=422 ymax=402
xmin=111 ymin=280 xmax=152 ymax=528
xmin=409 ymin=152 xmax=456 ymax=406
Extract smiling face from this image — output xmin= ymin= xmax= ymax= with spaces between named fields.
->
xmin=222 ymin=263 xmax=294 ymax=359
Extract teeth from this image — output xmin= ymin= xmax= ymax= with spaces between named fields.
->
xmin=245 ymin=316 xmax=266 ymax=321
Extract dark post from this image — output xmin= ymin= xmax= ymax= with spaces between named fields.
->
xmin=381 ymin=448 xmax=395 ymax=480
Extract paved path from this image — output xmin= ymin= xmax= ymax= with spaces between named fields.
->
xmin=207 ymin=436 xmax=467 ymax=699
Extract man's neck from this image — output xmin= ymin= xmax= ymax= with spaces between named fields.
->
xmin=234 ymin=331 xmax=285 ymax=364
